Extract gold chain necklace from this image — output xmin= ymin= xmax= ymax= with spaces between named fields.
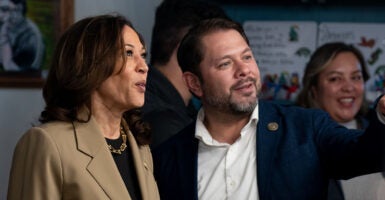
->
xmin=107 ymin=126 xmax=127 ymax=155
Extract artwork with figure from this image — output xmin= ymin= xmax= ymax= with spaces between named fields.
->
xmin=0 ymin=0 xmax=44 ymax=73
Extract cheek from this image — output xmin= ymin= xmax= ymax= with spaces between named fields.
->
xmin=313 ymin=83 xmax=336 ymax=109
xmin=205 ymin=78 xmax=220 ymax=92
xmin=204 ymin=77 xmax=227 ymax=97
xmin=356 ymin=83 xmax=365 ymax=94
xmin=114 ymin=72 xmax=133 ymax=95
xmin=318 ymin=81 xmax=339 ymax=97
xmin=355 ymin=83 xmax=365 ymax=101
xmin=253 ymin=67 xmax=261 ymax=84
xmin=314 ymin=83 xmax=331 ymax=99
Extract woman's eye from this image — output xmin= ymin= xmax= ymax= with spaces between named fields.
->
xmin=328 ymin=77 xmax=339 ymax=82
xmin=126 ymin=50 xmax=133 ymax=57
xmin=141 ymin=52 xmax=147 ymax=59
xmin=352 ymin=75 xmax=362 ymax=81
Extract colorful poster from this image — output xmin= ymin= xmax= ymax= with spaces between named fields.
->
xmin=243 ymin=21 xmax=317 ymax=102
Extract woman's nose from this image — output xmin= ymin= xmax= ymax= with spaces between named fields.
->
xmin=137 ymin=58 xmax=148 ymax=74
xmin=341 ymin=80 xmax=355 ymax=92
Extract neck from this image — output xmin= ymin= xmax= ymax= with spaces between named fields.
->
xmin=155 ymin=54 xmax=191 ymax=106
xmin=339 ymin=119 xmax=358 ymax=129
xmin=91 ymin=94 xmax=123 ymax=139
xmin=203 ymin=107 xmax=251 ymax=144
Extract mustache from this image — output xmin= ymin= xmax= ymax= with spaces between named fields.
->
xmin=231 ymin=77 xmax=257 ymax=90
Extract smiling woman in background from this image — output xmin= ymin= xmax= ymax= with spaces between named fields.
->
xmin=296 ymin=42 xmax=370 ymax=129
xmin=296 ymin=42 xmax=385 ymax=200
xmin=7 ymin=14 xmax=159 ymax=200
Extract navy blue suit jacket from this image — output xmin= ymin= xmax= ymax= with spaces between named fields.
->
xmin=152 ymin=101 xmax=385 ymax=200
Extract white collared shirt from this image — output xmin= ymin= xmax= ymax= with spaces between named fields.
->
xmin=195 ymin=104 xmax=259 ymax=200
xmin=194 ymin=102 xmax=385 ymax=200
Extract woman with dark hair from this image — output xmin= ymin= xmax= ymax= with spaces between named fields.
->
xmin=7 ymin=14 xmax=159 ymax=200
xmin=296 ymin=42 xmax=385 ymax=200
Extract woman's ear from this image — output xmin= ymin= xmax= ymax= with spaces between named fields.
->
xmin=183 ymin=72 xmax=203 ymax=98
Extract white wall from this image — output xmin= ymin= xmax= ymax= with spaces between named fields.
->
xmin=0 ymin=89 xmax=44 ymax=198
xmin=75 ymin=0 xmax=161 ymax=58
xmin=0 ymin=0 xmax=161 ymax=198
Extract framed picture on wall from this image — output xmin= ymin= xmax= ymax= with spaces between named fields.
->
xmin=0 ymin=0 xmax=73 ymax=88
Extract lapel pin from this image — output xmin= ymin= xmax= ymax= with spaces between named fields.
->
xmin=143 ymin=162 xmax=148 ymax=170
xmin=267 ymin=122 xmax=279 ymax=131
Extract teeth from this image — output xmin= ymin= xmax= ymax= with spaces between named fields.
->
xmin=340 ymin=98 xmax=353 ymax=103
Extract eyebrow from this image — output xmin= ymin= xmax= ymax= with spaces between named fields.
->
xmin=124 ymin=44 xmax=146 ymax=51
xmin=324 ymin=69 xmax=362 ymax=76
xmin=214 ymin=47 xmax=252 ymax=62
xmin=243 ymin=47 xmax=252 ymax=53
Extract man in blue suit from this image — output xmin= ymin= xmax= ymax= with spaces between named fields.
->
xmin=152 ymin=18 xmax=385 ymax=200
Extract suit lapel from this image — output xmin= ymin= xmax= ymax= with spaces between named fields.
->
xmin=175 ymin=124 xmax=199 ymax=200
xmin=74 ymin=117 xmax=131 ymax=200
xmin=257 ymin=101 xmax=283 ymax=199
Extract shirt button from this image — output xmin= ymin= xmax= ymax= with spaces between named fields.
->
xmin=230 ymin=181 xmax=236 ymax=186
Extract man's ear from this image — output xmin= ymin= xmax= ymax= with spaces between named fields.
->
xmin=183 ymin=72 xmax=203 ymax=98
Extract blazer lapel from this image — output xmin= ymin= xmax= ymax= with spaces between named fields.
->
xmin=74 ymin=117 xmax=131 ymax=200
xmin=257 ymin=101 xmax=283 ymax=199
xmin=123 ymin=122 xmax=150 ymax=200
xmin=175 ymin=124 xmax=199 ymax=200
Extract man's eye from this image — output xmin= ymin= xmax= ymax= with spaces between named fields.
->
xmin=244 ymin=55 xmax=253 ymax=60
xmin=218 ymin=61 xmax=231 ymax=68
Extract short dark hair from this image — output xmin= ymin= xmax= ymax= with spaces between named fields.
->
xmin=177 ymin=18 xmax=248 ymax=78
xmin=150 ymin=0 xmax=229 ymax=66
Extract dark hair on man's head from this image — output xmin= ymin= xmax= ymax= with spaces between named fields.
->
xmin=177 ymin=18 xmax=248 ymax=78
xmin=150 ymin=0 xmax=229 ymax=66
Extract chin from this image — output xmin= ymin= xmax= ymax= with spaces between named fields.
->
xmin=126 ymin=102 xmax=144 ymax=110
xmin=136 ymin=102 xmax=145 ymax=108
xmin=337 ymin=116 xmax=355 ymax=123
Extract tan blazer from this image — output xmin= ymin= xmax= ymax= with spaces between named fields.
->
xmin=7 ymin=117 xmax=160 ymax=200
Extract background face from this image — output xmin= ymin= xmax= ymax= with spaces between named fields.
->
xmin=313 ymin=52 xmax=365 ymax=123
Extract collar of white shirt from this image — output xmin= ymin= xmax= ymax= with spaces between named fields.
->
xmin=195 ymin=102 xmax=259 ymax=146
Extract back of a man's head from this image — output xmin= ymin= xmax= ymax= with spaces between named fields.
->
xmin=150 ymin=0 xmax=229 ymax=66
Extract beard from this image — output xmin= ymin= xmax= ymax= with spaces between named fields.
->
xmin=202 ymin=77 xmax=259 ymax=115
